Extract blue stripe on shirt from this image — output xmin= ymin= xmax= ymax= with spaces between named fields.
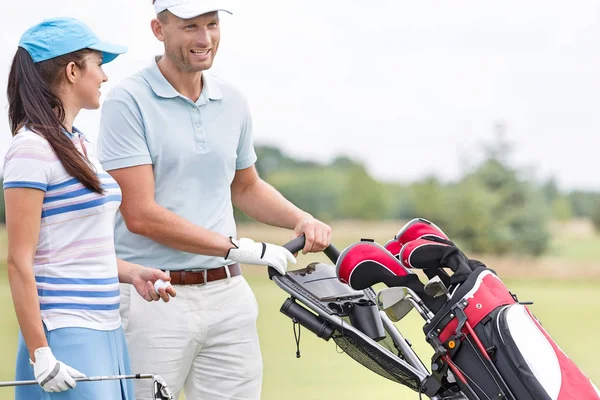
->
xmin=40 ymin=303 xmax=120 ymax=311
xmin=35 ymin=276 xmax=119 ymax=285
xmin=43 ymin=184 xmax=120 ymax=204
xmin=38 ymin=289 xmax=120 ymax=298
xmin=3 ymin=181 xmax=48 ymax=191
xmin=41 ymin=195 xmax=122 ymax=218
xmin=46 ymin=178 xmax=79 ymax=191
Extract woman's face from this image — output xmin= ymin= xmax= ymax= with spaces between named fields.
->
xmin=72 ymin=51 xmax=108 ymax=110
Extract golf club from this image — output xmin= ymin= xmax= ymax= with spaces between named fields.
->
xmin=376 ymin=287 xmax=415 ymax=322
xmin=424 ymin=276 xmax=451 ymax=299
xmin=0 ymin=374 xmax=174 ymax=400
xmin=397 ymin=286 xmax=435 ymax=320
xmin=377 ymin=286 xmax=435 ymax=322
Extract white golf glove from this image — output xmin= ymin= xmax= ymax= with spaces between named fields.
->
xmin=32 ymin=347 xmax=85 ymax=392
xmin=226 ymin=237 xmax=296 ymax=275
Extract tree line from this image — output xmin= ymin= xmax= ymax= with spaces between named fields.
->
xmin=247 ymin=135 xmax=600 ymax=256
xmin=1 ymin=133 xmax=599 ymax=256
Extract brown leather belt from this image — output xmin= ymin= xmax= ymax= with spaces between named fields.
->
xmin=167 ymin=263 xmax=242 ymax=285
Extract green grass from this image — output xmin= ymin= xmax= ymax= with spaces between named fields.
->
xmin=0 ymin=279 xmax=18 ymax=385
xmin=549 ymin=234 xmax=600 ymax=260
xmin=547 ymin=219 xmax=600 ymax=261
xmin=1 ymin=275 xmax=598 ymax=400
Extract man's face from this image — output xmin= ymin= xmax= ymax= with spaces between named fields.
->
xmin=159 ymin=11 xmax=220 ymax=72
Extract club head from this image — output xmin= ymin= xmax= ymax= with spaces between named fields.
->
xmin=424 ymin=276 xmax=450 ymax=299
xmin=152 ymin=375 xmax=175 ymax=400
xmin=385 ymin=298 xmax=415 ymax=322
xmin=376 ymin=287 xmax=415 ymax=322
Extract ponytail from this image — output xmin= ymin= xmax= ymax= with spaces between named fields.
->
xmin=7 ymin=48 xmax=103 ymax=194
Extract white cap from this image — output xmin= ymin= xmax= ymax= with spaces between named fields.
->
xmin=153 ymin=0 xmax=232 ymax=19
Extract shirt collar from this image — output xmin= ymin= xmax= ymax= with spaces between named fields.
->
xmin=142 ymin=56 xmax=224 ymax=102
xmin=62 ymin=126 xmax=84 ymax=140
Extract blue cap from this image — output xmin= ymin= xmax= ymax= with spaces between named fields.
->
xmin=18 ymin=17 xmax=128 ymax=64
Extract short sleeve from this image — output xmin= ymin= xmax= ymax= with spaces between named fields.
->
xmin=97 ymin=88 xmax=152 ymax=171
xmin=3 ymin=134 xmax=54 ymax=191
xmin=236 ymin=97 xmax=258 ymax=170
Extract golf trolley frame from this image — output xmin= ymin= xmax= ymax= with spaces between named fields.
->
xmin=270 ymin=237 xmax=467 ymax=400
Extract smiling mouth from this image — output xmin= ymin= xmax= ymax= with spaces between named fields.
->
xmin=190 ymin=49 xmax=211 ymax=57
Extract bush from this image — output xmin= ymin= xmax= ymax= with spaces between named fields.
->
xmin=590 ymin=199 xmax=600 ymax=233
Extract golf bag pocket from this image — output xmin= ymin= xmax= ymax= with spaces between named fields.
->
xmin=424 ymin=267 xmax=600 ymax=400
xmin=346 ymin=300 xmax=386 ymax=341
xmin=490 ymin=303 xmax=600 ymax=400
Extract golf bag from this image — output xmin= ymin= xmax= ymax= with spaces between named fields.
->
xmin=273 ymin=220 xmax=600 ymax=399
xmin=421 ymin=265 xmax=600 ymax=400
xmin=382 ymin=218 xmax=600 ymax=400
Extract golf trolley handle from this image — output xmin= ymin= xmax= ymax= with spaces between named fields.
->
xmin=283 ymin=235 xmax=340 ymax=263
xmin=269 ymin=236 xmax=340 ymax=279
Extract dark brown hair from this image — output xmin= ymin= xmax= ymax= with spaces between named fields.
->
xmin=7 ymin=47 xmax=103 ymax=193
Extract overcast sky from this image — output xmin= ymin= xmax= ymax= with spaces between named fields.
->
xmin=1 ymin=1 xmax=599 ymax=190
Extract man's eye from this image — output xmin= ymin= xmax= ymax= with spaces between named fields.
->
xmin=184 ymin=25 xmax=196 ymax=29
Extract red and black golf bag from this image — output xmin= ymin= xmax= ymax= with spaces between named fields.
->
xmin=338 ymin=218 xmax=600 ymax=400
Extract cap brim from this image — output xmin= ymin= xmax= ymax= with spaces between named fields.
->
xmin=88 ymin=41 xmax=128 ymax=64
xmin=167 ymin=3 xmax=232 ymax=19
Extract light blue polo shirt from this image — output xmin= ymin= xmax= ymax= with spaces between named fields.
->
xmin=97 ymin=58 xmax=257 ymax=271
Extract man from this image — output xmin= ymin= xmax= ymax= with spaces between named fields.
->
xmin=97 ymin=0 xmax=331 ymax=399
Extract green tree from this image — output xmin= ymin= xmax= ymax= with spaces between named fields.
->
xmin=337 ymin=167 xmax=386 ymax=220
xmin=590 ymin=199 xmax=600 ymax=233
xmin=569 ymin=191 xmax=600 ymax=218
xmin=442 ymin=126 xmax=550 ymax=256
xmin=410 ymin=177 xmax=448 ymax=225
xmin=551 ymin=196 xmax=573 ymax=221
xmin=382 ymin=183 xmax=417 ymax=219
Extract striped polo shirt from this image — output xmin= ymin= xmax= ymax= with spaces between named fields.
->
xmin=3 ymin=127 xmax=122 ymax=331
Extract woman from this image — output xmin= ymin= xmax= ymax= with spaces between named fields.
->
xmin=4 ymin=17 xmax=176 ymax=399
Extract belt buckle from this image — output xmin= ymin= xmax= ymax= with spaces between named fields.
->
xmin=199 ymin=269 xmax=208 ymax=286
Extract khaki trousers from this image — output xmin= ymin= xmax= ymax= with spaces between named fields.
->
xmin=120 ymin=274 xmax=263 ymax=400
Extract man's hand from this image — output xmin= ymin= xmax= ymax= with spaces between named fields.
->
xmin=33 ymin=347 xmax=85 ymax=392
xmin=293 ymin=216 xmax=332 ymax=254
xmin=132 ymin=267 xmax=177 ymax=302
xmin=226 ymin=238 xmax=296 ymax=275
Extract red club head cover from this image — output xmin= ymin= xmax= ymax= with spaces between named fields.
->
xmin=336 ymin=241 xmax=411 ymax=290
xmin=384 ymin=238 xmax=402 ymax=257
xmin=398 ymin=236 xmax=453 ymax=269
xmin=383 ymin=218 xmax=449 ymax=264
xmin=395 ymin=218 xmax=449 ymax=246
xmin=398 ymin=235 xmax=473 ymax=284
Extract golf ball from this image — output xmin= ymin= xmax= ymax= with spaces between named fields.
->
xmin=154 ymin=279 xmax=172 ymax=293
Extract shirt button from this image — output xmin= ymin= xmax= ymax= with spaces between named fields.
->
xmin=196 ymin=128 xmax=202 ymax=132
xmin=192 ymin=108 xmax=197 ymax=112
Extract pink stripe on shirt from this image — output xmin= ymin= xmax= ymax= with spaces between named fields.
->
xmin=35 ymin=247 xmax=115 ymax=265
xmin=36 ymin=236 xmax=114 ymax=257
xmin=5 ymin=151 xmax=58 ymax=164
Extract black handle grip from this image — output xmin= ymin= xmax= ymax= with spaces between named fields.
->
xmin=282 ymin=235 xmax=340 ymax=264
xmin=323 ymin=245 xmax=340 ymax=264
xmin=283 ymin=236 xmax=307 ymax=255
xmin=269 ymin=236 xmax=342 ymax=279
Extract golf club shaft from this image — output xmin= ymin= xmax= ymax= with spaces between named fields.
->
xmin=0 ymin=374 xmax=155 ymax=388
